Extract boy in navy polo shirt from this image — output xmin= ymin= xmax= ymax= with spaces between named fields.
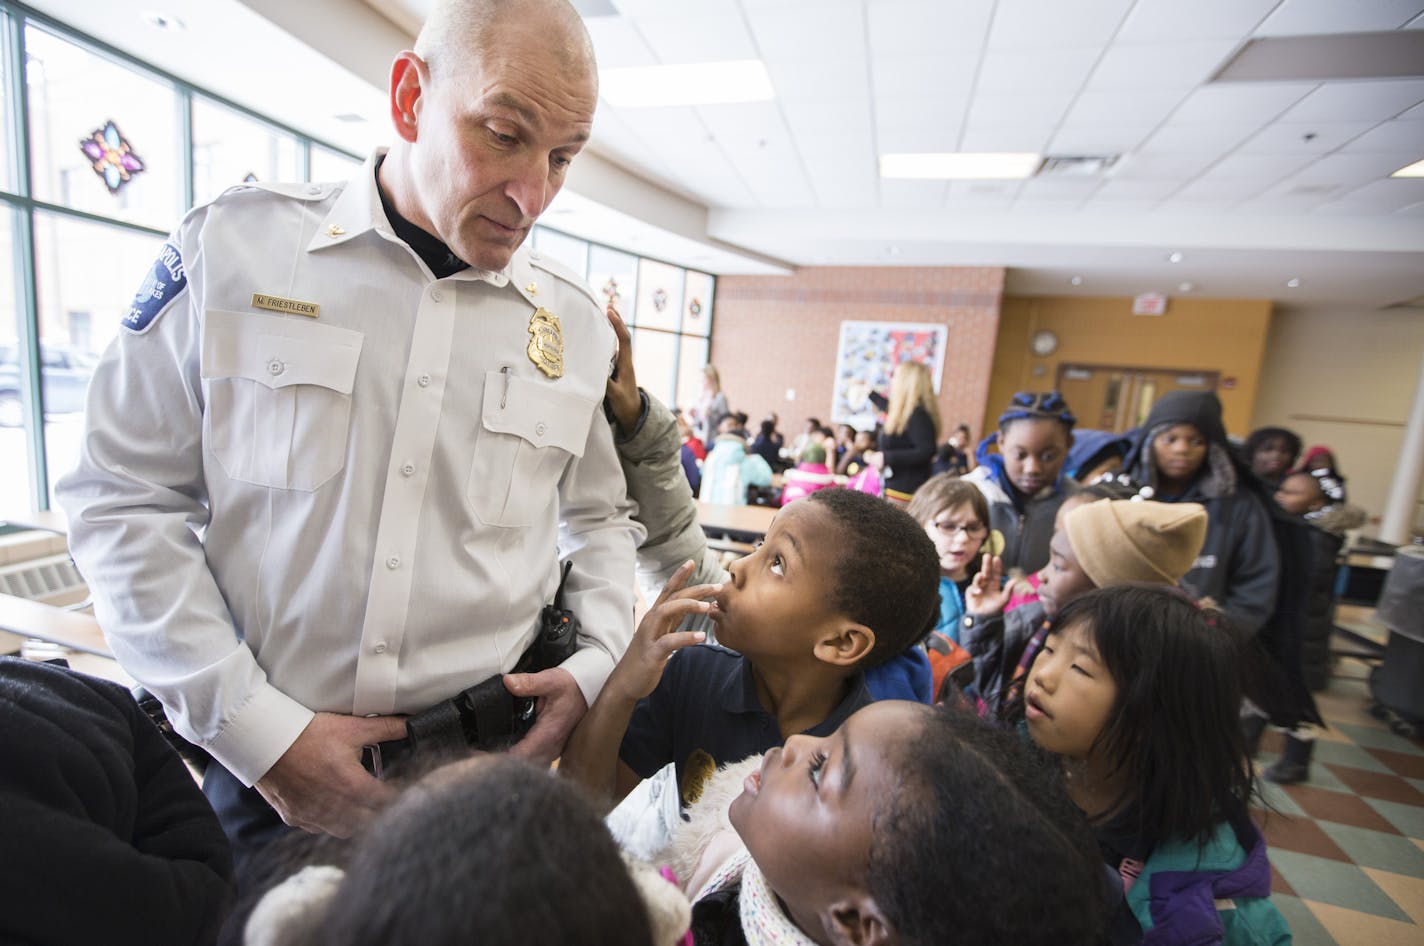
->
xmin=562 ymin=488 xmax=941 ymax=808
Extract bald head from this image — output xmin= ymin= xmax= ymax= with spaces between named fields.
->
xmin=414 ymin=0 xmax=597 ymax=85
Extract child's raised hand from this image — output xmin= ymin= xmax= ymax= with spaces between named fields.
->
xmin=608 ymin=560 xmax=718 ymax=703
xmin=604 ymin=303 xmax=642 ymax=434
xmin=964 ymin=552 xmax=1011 ymax=617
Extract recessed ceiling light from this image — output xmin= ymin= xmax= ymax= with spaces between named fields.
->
xmin=1286 ymin=277 xmax=1301 ymax=288
xmin=599 ymin=60 xmax=774 ymax=107
xmin=1391 ymin=158 xmax=1424 ymax=178
xmin=1178 ymin=281 xmax=1194 ymax=292
xmin=141 ymin=11 xmax=185 ymax=31
xmin=1167 ymin=251 xmax=1184 ymax=263
xmin=1069 ymin=275 xmax=1083 ymax=286
xmin=879 ymin=152 xmax=1041 ymax=180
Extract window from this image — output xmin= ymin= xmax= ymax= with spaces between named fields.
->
xmin=310 ymin=144 xmax=362 ymax=183
xmin=532 ymin=226 xmax=589 ymax=279
xmin=26 ymin=27 xmax=182 ymax=230
xmin=32 ymin=211 xmax=163 ymax=500
xmin=588 ymin=244 xmax=637 ymax=316
xmin=0 ymin=205 xmax=32 ymax=510
xmin=634 ymin=258 xmax=683 ymax=332
xmin=191 ymin=97 xmax=302 ymax=205
xmin=631 ymin=327 xmax=678 ymax=408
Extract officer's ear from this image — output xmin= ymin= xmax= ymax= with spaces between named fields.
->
xmin=389 ymin=51 xmax=428 ymax=143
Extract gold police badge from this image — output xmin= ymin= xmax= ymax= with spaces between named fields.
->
xmin=526 ymin=307 xmax=564 ymax=379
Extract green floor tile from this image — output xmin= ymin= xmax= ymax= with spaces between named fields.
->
xmin=1269 ymin=850 xmax=1411 ymax=922
xmin=1311 ymin=739 xmax=1395 ymax=774
xmin=1256 ymin=777 xmax=1307 ymax=817
xmin=1271 ymin=893 xmax=1337 ymax=946
xmin=1319 ymin=822 xmax=1424 ymax=878
xmin=1366 ymin=798 xmax=1424 ymax=840
xmin=1332 ymin=722 xmax=1424 ymax=756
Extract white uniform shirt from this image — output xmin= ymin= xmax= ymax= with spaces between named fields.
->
xmin=57 ymin=153 xmax=643 ymax=785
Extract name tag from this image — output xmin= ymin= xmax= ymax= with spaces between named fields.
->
xmin=252 ymin=293 xmax=320 ymax=318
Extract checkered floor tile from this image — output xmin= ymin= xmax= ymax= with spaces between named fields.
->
xmin=1252 ymin=653 xmax=1424 ymax=946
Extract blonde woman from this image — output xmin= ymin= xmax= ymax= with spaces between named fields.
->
xmin=866 ymin=361 xmax=942 ymax=504
xmin=691 ymin=364 xmax=729 ymax=443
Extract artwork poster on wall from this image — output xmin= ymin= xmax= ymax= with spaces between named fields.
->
xmin=831 ymin=320 xmax=948 ymax=430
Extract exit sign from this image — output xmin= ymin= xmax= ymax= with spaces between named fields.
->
xmin=1133 ymin=292 xmax=1168 ymax=316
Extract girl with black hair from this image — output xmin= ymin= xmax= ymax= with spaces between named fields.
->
xmin=1242 ymin=426 xmax=1302 ymax=490
xmin=1015 ymin=585 xmax=1291 ymax=946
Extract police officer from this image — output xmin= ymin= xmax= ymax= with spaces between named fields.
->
xmin=57 ymin=0 xmax=642 ymax=865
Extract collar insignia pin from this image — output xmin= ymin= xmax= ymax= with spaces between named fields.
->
xmin=325 ymin=224 xmax=345 ymax=238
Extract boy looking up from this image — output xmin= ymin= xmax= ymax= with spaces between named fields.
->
xmin=562 ymin=488 xmax=941 ymax=809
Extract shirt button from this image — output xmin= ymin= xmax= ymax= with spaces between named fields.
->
xmin=535 ymin=422 xmax=547 ymax=437
xmin=386 ymin=555 xmax=401 ymax=570
xmin=373 ymin=641 xmax=388 ymax=654
xmin=417 ymin=373 xmax=431 ymax=388
xmin=430 ymin=289 xmax=443 ymax=303
xmin=401 ymin=463 xmax=415 ymax=477
xmin=267 ymin=359 xmax=285 ymax=376
xmin=306 ymin=185 xmax=321 ymax=195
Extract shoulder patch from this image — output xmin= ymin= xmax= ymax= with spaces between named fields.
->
xmin=123 ymin=242 xmax=187 ymax=334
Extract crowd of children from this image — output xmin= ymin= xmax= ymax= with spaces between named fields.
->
xmin=10 ymin=308 xmax=1376 ymax=944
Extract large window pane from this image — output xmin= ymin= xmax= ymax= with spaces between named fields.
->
xmin=631 ymin=328 xmax=677 ymax=409
xmin=635 ymin=259 xmax=683 ymax=332
xmin=192 ymin=97 xmax=302 ymax=205
xmin=33 ymin=211 xmax=163 ymax=499
xmin=588 ymin=244 xmax=636 ymax=319
xmin=683 ymin=270 xmax=714 ymax=338
xmin=0 ymin=206 xmax=32 ymax=513
xmin=310 ymin=144 xmax=362 ymax=183
xmin=0 ymin=17 xmax=11 ymax=196
xmin=26 ymin=28 xmax=182 ymax=230
xmin=532 ymin=226 xmax=589 ymax=280
xmin=676 ymin=335 xmax=709 ymax=414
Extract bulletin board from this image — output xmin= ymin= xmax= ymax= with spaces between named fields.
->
xmin=831 ymin=320 xmax=947 ymax=429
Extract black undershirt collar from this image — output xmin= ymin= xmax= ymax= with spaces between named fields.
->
xmin=373 ymin=155 xmax=470 ymax=280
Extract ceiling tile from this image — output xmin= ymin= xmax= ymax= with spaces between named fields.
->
xmin=783 ymin=100 xmax=871 ymax=138
xmin=877 ymin=123 xmax=964 ymax=153
xmin=1087 ymin=39 xmax=1239 ymax=91
xmin=1019 ymin=178 xmax=1102 ymax=198
xmin=1394 ymin=200 xmax=1424 ymax=215
xmin=1012 ymin=197 xmax=1087 ymax=212
xmin=871 ymin=54 xmax=979 ymax=99
xmin=988 ymin=0 xmax=1136 ymax=49
xmin=634 ymin=13 xmax=758 ymax=62
xmin=867 ymin=0 xmax=995 ymax=55
xmin=874 ymin=95 xmax=966 ymax=131
xmin=613 ymin=0 xmax=739 ymax=15
xmin=1280 ymin=79 xmax=1424 ymax=122
xmin=1048 ymin=125 xmax=1155 ymax=154
xmin=957 ymin=125 xmax=1056 ymax=151
xmin=766 ymin=59 xmax=869 ymax=103
xmin=1139 ymin=122 xmax=1260 ymax=154
xmin=1398 ymin=101 xmax=1424 ymax=119
xmin=1092 ymin=178 xmax=1182 ymax=199
xmin=1064 ymin=90 xmax=1188 ymax=126
xmin=975 ymin=47 xmax=1099 ymax=95
xmin=697 ymin=103 xmax=794 ymax=151
xmin=880 ymin=179 xmax=948 ymax=209
xmin=744 ymin=3 xmax=865 ymax=61
xmin=1117 ymin=0 xmax=1281 ymax=42
xmin=1237 ymin=120 xmax=1377 ymax=154
xmin=1316 ymin=177 xmax=1424 ymax=211
xmin=1340 ymin=120 xmax=1424 ymax=152
xmin=1170 ymin=82 xmax=1317 ymax=124
xmin=796 ymin=134 xmax=878 ymax=208
xmin=1287 ymin=152 xmax=1422 ymax=186
xmin=945 ymin=180 xmax=1024 ymax=204
xmin=1255 ymin=0 xmax=1424 ymax=36
xmin=1111 ymin=153 xmax=1218 ymax=180
xmin=967 ymin=93 xmax=1077 ymax=127
xmin=1205 ymin=152 xmax=1316 ymax=181
xmin=1172 ymin=176 xmax=1272 ymax=201
xmin=586 ymin=16 xmax=658 ymax=68
xmin=608 ymin=105 xmax=710 ymax=143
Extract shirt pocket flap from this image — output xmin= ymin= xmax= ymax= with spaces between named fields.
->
xmin=202 ymin=308 xmax=363 ymax=394
xmin=481 ymin=371 xmax=592 ymax=458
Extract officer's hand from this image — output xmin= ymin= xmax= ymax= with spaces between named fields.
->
xmin=504 ymin=667 xmax=588 ymax=767
xmin=255 ymin=712 xmax=407 ymax=837
xmin=604 ymin=304 xmax=642 ymax=435
xmin=607 ymin=560 xmax=716 ymax=703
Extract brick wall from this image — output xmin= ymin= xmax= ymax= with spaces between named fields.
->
xmin=710 ymin=266 xmax=1006 ymax=440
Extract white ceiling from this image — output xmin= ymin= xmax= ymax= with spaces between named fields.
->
xmin=25 ymin=0 xmax=1424 ymax=310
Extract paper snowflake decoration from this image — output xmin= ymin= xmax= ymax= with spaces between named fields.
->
xmin=79 ymin=120 xmax=145 ymax=194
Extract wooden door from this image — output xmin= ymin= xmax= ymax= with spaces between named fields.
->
xmin=1055 ymin=364 xmax=1219 ymax=434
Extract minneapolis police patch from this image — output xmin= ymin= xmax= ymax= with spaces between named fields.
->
xmin=123 ymin=242 xmax=186 ymax=334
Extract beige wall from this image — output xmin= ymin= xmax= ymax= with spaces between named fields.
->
xmin=1253 ymin=307 xmax=1424 ymax=531
xmin=711 ymin=266 xmax=1005 ymax=438
xmin=989 ymin=295 xmax=1273 ymax=436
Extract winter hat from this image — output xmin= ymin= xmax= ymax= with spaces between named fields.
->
xmin=1141 ymin=391 xmax=1226 ymax=445
xmin=1064 ymin=499 xmax=1208 ymax=587
xmin=801 ymin=441 xmax=827 ymax=465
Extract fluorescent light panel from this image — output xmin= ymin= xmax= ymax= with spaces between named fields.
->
xmin=600 ymin=60 xmax=774 ymax=107
xmin=880 ymin=152 xmax=1041 ymax=180
xmin=1392 ymin=158 xmax=1424 ymax=178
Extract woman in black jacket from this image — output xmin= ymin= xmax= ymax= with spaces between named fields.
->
xmin=867 ymin=360 xmax=941 ymax=504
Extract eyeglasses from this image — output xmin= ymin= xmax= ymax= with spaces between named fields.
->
xmin=932 ymin=519 xmax=987 ymax=539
